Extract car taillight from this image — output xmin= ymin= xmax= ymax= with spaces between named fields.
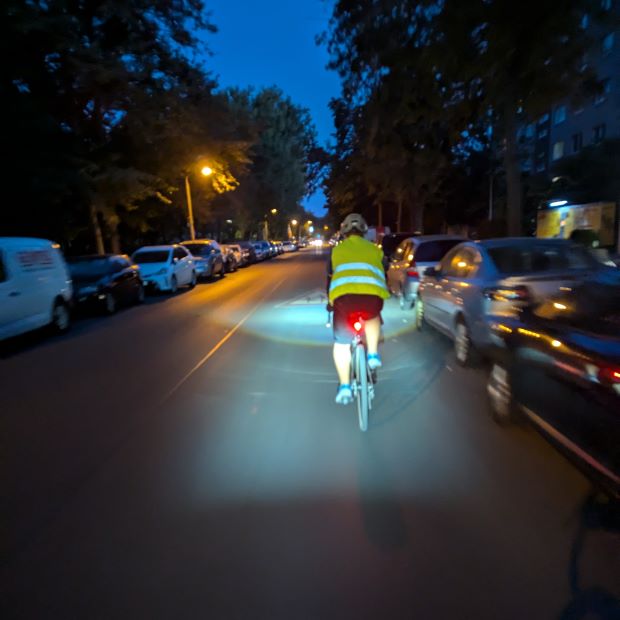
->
xmin=484 ymin=285 xmax=531 ymax=303
xmin=353 ymin=320 xmax=363 ymax=332
xmin=598 ymin=365 xmax=620 ymax=385
xmin=406 ymin=262 xmax=419 ymax=278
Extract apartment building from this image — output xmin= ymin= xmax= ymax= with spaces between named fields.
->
xmin=548 ymin=0 xmax=620 ymax=171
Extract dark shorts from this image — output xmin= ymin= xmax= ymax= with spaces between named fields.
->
xmin=333 ymin=294 xmax=384 ymax=344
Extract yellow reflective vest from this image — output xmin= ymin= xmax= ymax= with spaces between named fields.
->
xmin=328 ymin=235 xmax=390 ymax=304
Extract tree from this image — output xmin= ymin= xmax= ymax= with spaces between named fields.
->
xmin=322 ymin=0 xmax=609 ymax=234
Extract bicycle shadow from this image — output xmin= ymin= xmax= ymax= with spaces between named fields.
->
xmin=558 ymin=492 xmax=620 ymax=619
xmin=356 ymin=433 xmax=409 ymax=551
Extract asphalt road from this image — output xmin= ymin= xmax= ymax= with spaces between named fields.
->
xmin=1 ymin=249 xmax=619 ymax=619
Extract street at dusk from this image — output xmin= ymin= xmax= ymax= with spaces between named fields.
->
xmin=2 ymin=0 xmax=620 ymax=617
xmin=2 ymin=249 xmax=619 ymax=618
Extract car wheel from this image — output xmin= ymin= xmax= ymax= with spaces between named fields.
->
xmin=487 ymin=364 xmax=518 ymax=426
xmin=51 ymin=299 xmax=70 ymax=333
xmin=135 ymin=283 xmax=145 ymax=304
xmin=170 ymin=276 xmax=178 ymax=294
xmin=219 ymin=263 xmax=225 ymax=278
xmin=454 ymin=319 xmax=478 ymax=366
xmin=103 ymin=292 xmax=117 ymax=315
xmin=414 ymin=298 xmax=425 ymax=331
xmin=189 ymin=271 xmax=197 ymax=289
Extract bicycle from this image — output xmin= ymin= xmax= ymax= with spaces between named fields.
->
xmin=327 ymin=311 xmax=376 ymax=431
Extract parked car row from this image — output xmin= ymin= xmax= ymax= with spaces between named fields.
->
xmin=385 ymin=233 xmax=619 ymax=497
xmin=0 ymin=236 xmax=299 ymax=342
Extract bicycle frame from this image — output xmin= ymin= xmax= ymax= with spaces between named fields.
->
xmin=328 ymin=311 xmax=375 ymax=431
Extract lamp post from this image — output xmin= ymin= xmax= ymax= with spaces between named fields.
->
xmin=185 ymin=165 xmax=213 ymax=240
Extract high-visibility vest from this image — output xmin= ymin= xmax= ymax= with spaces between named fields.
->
xmin=329 ymin=235 xmax=390 ymax=304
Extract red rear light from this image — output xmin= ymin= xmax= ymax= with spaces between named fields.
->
xmin=353 ymin=321 xmax=362 ymax=332
xmin=598 ymin=366 xmax=620 ymax=385
xmin=406 ymin=262 xmax=419 ymax=278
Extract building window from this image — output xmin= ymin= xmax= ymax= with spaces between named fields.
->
xmin=553 ymin=105 xmax=566 ymax=125
xmin=593 ymin=124 xmax=606 ymax=144
xmin=581 ymin=13 xmax=589 ymax=29
xmin=538 ymin=127 xmax=548 ymax=139
xmin=522 ymin=158 xmax=533 ymax=172
xmin=572 ymin=133 xmax=583 ymax=152
xmin=538 ymin=113 xmax=549 ymax=125
xmin=595 ymin=78 xmax=611 ymax=104
xmin=536 ymin=161 xmax=547 ymax=173
xmin=525 ymin=124 xmax=535 ymax=138
xmin=602 ymin=32 xmax=614 ymax=55
xmin=601 ymin=0 xmax=611 ymax=10
xmin=552 ymin=141 xmax=565 ymax=160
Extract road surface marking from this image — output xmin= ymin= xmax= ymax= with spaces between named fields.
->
xmin=163 ymin=277 xmax=287 ymax=401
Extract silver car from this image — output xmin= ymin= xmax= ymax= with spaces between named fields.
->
xmin=416 ymin=238 xmax=602 ymax=365
xmin=387 ymin=235 xmax=466 ymax=309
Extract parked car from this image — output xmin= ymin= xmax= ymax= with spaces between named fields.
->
xmin=221 ymin=244 xmax=240 ymax=272
xmin=272 ymin=241 xmax=284 ymax=255
xmin=68 ymin=254 xmax=143 ymax=314
xmin=181 ymin=239 xmax=224 ymax=280
xmin=486 ymin=268 xmax=620 ymax=497
xmin=132 ymin=245 xmax=196 ymax=293
xmin=386 ymin=235 xmax=465 ymax=309
xmin=268 ymin=241 xmax=278 ymax=258
xmin=416 ymin=238 xmax=603 ymax=365
xmin=380 ymin=232 xmax=419 ymax=261
xmin=238 ymin=241 xmax=257 ymax=264
xmin=0 ymin=237 xmax=73 ymax=340
xmin=252 ymin=241 xmax=269 ymax=261
xmin=282 ymin=240 xmax=297 ymax=253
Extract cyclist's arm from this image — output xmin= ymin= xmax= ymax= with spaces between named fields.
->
xmin=326 ymin=249 xmax=333 ymax=297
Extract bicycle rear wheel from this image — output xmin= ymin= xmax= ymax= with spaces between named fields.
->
xmin=355 ymin=344 xmax=369 ymax=432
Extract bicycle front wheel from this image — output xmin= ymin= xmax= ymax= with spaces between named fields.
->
xmin=355 ymin=345 xmax=369 ymax=432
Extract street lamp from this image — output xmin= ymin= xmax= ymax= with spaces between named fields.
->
xmin=271 ymin=208 xmax=278 ymax=215
xmin=291 ymin=219 xmax=298 ymax=226
xmin=185 ymin=164 xmax=215 ymax=240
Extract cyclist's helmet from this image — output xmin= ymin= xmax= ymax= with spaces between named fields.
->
xmin=340 ymin=213 xmax=369 ymax=235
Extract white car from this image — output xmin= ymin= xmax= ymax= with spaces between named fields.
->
xmin=281 ymin=240 xmax=297 ymax=252
xmin=132 ymin=245 xmax=196 ymax=293
xmin=0 ymin=237 xmax=73 ymax=340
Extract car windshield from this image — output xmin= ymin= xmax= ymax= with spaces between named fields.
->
xmin=487 ymin=244 xmax=597 ymax=275
xmin=133 ymin=250 xmax=170 ymax=264
xmin=183 ymin=244 xmax=211 ymax=257
xmin=68 ymin=258 xmax=111 ymax=277
xmin=415 ymin=240 xmax=463 ymax=262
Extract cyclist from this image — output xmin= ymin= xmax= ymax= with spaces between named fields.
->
xmin=327 ymin=213 xmax=390 ymax=404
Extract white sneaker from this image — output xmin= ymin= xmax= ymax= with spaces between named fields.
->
xmin=335 ymin=385 xmax=352 ymax=405
xmin=367 ymin=354 xmax=382 ymax=370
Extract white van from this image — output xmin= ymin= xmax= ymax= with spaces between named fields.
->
xmin=0 ymin=237 xmax=73 ymax=340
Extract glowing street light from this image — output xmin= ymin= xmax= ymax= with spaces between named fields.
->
xmin=291 ymin=219 xmax=298 ymax=226
xmin=185 ymin=163 xmax=216 ymax=240
xmin=271 ymin=208 xmax=278 ymax=215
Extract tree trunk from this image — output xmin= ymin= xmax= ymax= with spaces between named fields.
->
xmin=503 ymin=102 xmax=522 ymax=236
xmin=109 ymin=220 xmax=121 ymax=254
xmin=90 ymin=204 xmax=105 ymax=254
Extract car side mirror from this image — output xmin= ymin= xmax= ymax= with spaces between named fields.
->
xmin=424 ymin=267 xmax=438 ymax=277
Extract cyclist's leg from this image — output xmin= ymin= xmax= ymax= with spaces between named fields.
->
xmin=365 ymin=316 xmax=381 ymax=356
xmin=333 ymin=343 xmax=351 ymax=385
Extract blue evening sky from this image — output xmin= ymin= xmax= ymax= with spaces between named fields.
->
xmin=201 ymin=0 xmax=339 ymax=216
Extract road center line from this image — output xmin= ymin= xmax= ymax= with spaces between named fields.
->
xmin=163 ymin=277 xmax=287 ymax=401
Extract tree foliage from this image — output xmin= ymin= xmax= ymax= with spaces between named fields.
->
xmin=322 ymin=0 xmax=610 ymax=234
xmin=0 ymin=0 xmax=322 ymax=251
